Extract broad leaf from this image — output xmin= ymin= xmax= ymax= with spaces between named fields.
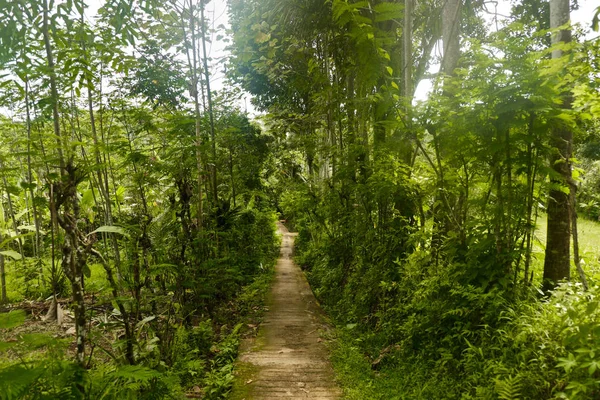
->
xmin=0 ymin=250 xmax=23 ymax=260
xmin=89 ymin=226 xmax=128 ymax=236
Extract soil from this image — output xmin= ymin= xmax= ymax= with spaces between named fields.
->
xmin=232 ymin=222 xmax=341 ymax=399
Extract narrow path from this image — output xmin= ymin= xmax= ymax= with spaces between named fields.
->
xmin=233 ymin=222 xmax=341 ymax=399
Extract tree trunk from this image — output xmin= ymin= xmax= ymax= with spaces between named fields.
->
xmin=42 ymin=0 xmax=65 ymax=170
xmin=0 ymin=248 xmax=6 ymax=304
xmin=441 ymin=0 xmax=461 ymax=75
xmin=430 ymin=0 xmax=462 ymax=261
xmin=403 ymin=0 xmax=413 ymax=100
xmin=200 ymin=0 xmax=218 ymax=205
xmin=24 ymin=79 xmax=41 ymax=259
xmin=43 ymin=0 xmax=87 ymax=369
xmin=56 ymin=163 xmax=90 ymax=368
xmin=570 ymin=184 xmax=588 ymax=290
xmin=177 ymin=0 xmax=206 ymax=226
xmin=543 ymin=0 xmax=572 ymax=292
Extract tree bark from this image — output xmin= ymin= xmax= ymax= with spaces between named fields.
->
xmin=24 ymin=79 xmax=41 ymax=258
xmin=403 ymin=0 xmax=413 ymax=100
xmin=42 ymin=0 xmax=65 ymax=170
xmin=42 ymin=0 xmax=87 ymax=368
xmin=431 ymin=0 xmax=461 ymax=260
xmin=543 ymin=0 xmax=572 ymax=292
xmin=570 ymin=184 xmax=588 ymax=290
xmin=441 ymin=0 xmax=461 ymax=75
xmin=200 ymin=0 xmax=218 ymax=205
xmin=0 ymin=248 xmax=6 ymax=304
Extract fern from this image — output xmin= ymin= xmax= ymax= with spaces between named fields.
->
xmin=0 ymin=364 xmax=45 ymax=400
xmin=0 ymin=310 xmax=26 ymax=330
xmin=20 ymin=333 xmax=57 ymax=349
xmin=495 ymin=374 xmax=523 ymax=400
xmin=109 ymin=365 xmax=162 ymax=382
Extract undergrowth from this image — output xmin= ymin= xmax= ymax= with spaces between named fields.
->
xmin=0 ymin=212 xmax=279 ymax=399
xmin=0 ymin=265 xmax=276 ymax=400
xmin=284 ymin=179 xmax=600 ymax=399
xmin=328 ymin=282 xmax=600 ymax=399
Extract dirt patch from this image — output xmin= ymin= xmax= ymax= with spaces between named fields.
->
xmin=231 ymin=222 xmax=341 ymax=399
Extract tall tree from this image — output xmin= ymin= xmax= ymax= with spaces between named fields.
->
xmin=441 ymin=0 xmax=461 ymax=75
xmin=543 ymin=0 xmax=572 ymax=291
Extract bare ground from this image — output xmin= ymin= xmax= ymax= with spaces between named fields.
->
xmin=231 ymin=222 xmax=341 ymax=399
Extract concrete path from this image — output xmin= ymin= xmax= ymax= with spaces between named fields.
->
xmin=232 ymin=222 xmax=341 ymax=399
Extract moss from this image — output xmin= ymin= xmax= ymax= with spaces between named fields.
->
xmin=229 ymin=361 xmax=260 ymax=400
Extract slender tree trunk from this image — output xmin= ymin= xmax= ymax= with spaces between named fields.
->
xmin=429 ymin=0 xmax=462 ymax=262
xmin=179 ymin=0 xmax=205 ymax=226
xmin=24 ymin=79 xmax=41 ymax=258
xmin=91 ymin=249 xmax=135 ymax=364
xmin=543 ymin=0 xmax=572 ymax=292
xmin=1 ymin=170 xmax=24 ymax=260
xmin=229 ymin=149 xmax=236 ymax=207
xmin=0 ymin=243 xmax=6 ymax=304
xmin=42 ymin=0 xmax=65 ymax=170
xmin=441 ymin=0 xmax=461 ymax=76
xmin=42 ymin=0 xmax=87 ymax=369
xmin=403 ymin=0 xmax=413 ymax=100
xmin=83 ymin=37 xmax=123 ymax=277
xmin=570 ymin=184 xmax=588 ymax=290
xmin=524 ymin=113 xmax=537 ymax=285
xmin=200 ymin=0 xmax=218 ymax=204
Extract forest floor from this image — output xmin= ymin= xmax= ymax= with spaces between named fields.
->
xmin=230 ymin=222 xmax=341 ymax=399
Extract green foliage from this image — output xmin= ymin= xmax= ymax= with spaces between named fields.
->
xmin=552 ymin=285 xmax=600 ymax=399
xmin=0 ymin=0 xmax=597 ymax=398
xmin=576 ymin=159 xmax=600 ymax=220
xmin=255 ymin=5 xmax=600 ymax=397
xmin=169 ymin=323 xmax=211 ymax=388
xmin=127 ymin=40 xmax=187 ymax=110
xmin=0 ymin=328 xmax=88 ymax=400
xmin=0 ymin=250 xmax=22 ymax=260
xmin=495 ymin=375 xmax=523 ymax=400
xmin=0 ymin=364 xmax=46 ymax=400
xmin=203 ymin=323 xmax=243 ymax=399
xmin=0 ymin=310 xmax=26 ymax=329
xmin=91 ymin=365 xmax=180 ymax=400
xmin=89 ymin=225 xmax=129 ymax=236
xmin=203 ymin=363 xmax=235 ymax=400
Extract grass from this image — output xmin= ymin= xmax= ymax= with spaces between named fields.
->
xmin=2 ymin=258 xmax=111 ymax=304
xmin=530 ymin=213 xmax=600 ymax=286
xmin=327 ymin=327 xmax=456 ymax=400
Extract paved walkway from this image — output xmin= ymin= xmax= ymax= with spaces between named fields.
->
xmin=233 ymin=222 xmax=341 ymax=399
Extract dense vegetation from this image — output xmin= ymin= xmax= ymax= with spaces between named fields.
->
xmin=0 ymin=0 xmax=279 ymax=398
xmin=0 ymin=0 xmax=599 ymax=398
xmin=227 ymin=0 xmax=600 ymax=398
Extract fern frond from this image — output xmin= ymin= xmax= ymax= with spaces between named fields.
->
xmin=0 ymin=310 xmax=26 ymax=330
xmin=0 ymin=364 xmax=45 ymax=400
xmin=109 ymin=365 xmax=161 ymax=382
xmin=495 ymin=374 xmax=523 ymax=400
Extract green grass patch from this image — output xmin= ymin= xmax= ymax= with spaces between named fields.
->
xmin=2 ymin=258 xmax=111 ymax=304
xmin=328 ymin=327 xmax=460 ymax=399
xmin=229 ymin=361 xmax=259 ymax=400
xmin=531 ymin=213 xmax=600 ymax=286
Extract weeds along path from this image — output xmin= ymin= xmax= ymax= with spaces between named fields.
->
xmin=232 ymin=222 xmax=341 ymax=399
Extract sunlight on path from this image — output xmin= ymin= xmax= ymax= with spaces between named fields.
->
xmin=232 ymin=222 xmax=341 ymax=399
